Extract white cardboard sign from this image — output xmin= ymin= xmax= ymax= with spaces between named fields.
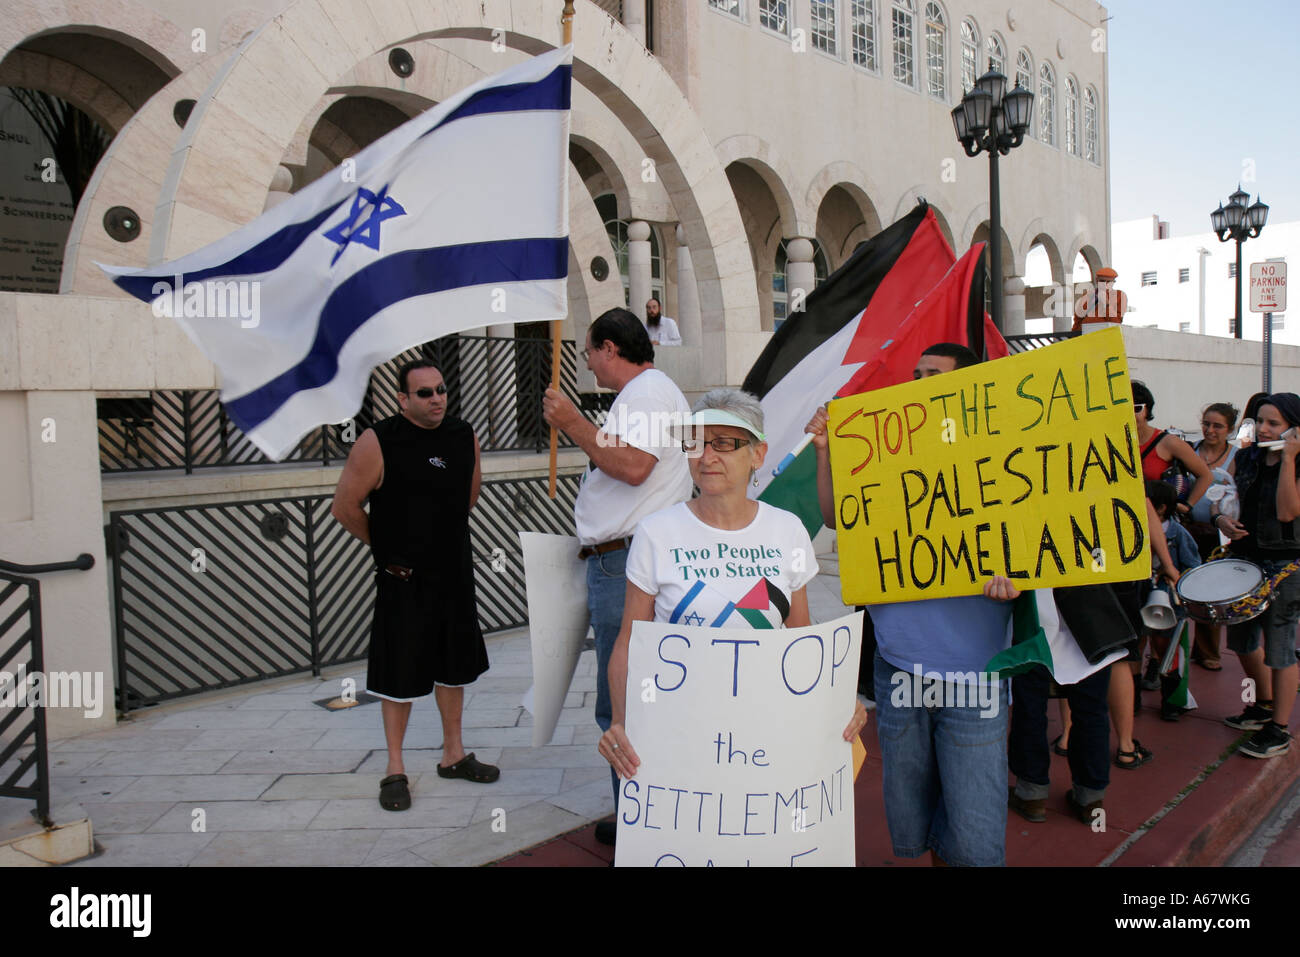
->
xmin=520 ymin=532 xmax=590 ymax=747
xmin=615 ymin=612 xmax=861 ymax=867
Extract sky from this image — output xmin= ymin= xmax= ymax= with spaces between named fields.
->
xmin=1106 ymin=0 xmax=1300 ymax=237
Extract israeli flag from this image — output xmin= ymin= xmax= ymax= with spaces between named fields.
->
xmin=101 ymin=46 xmax=572 ymax=460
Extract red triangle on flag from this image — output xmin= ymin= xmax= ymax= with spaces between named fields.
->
xmin=837 ymin=242 xmax=1009 ymax=398
xmin=839 ymin=210 xmax=957 ymax=367
xmin=735 ymin=578 xmax=770 ymax=610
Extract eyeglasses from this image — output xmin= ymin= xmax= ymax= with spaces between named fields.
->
xmin=405 ymin=385 xmax=447 ymax=398
xmin=682 ymin=437 xmax=752 ymax=454
xmin=1133 ymin=403 xmax=1147 ymax=414
xmin=1201 ymin=420 xmax=1228 ymax=430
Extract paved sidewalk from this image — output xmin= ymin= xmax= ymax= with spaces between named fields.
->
xmin=5 ymin=629 xmax=614 ymax=867
xmin=11 ymin=556 xmax=1297 ymax=867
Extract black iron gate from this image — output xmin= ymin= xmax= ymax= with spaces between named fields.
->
xmin=0 ymin=571 xmax=49 ymax=823
xmin=108 ymin=473 xmax=581 ymax=711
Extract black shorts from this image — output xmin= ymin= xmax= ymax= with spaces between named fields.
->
xmin=366 ymin=570 xmax=489 ymax=700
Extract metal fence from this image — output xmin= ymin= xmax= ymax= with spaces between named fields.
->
xmin=98 ymin=334 xmax=607 ymax=473
xmin=0 ymin=571 xmax=49 ymax=824
xmin=1003 ymin=331 xmax=1077 ymax=354
xmin=108 ymin=474 xmax=581 ymax=710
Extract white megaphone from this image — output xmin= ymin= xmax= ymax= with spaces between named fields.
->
xmin=1140 ymin=586 xmax=1177 ymax=631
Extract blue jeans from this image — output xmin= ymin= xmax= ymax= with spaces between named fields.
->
xmin=587 ymin=549 xmax=628 ymax=806
xmin=1008 ymin=663 xmax=1110 ymax=795
xmin=872 ymin=650 xmax=1009 ymax=866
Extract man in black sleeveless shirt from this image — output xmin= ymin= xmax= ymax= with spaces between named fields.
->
xmin=333 ymin=360 xmax=498 ymax=811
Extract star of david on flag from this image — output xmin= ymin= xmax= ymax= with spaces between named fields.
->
xmin=100 ymin=46 xmax=572 ymax=460
xmin=323 ymin=186 xmax=406 ymax=266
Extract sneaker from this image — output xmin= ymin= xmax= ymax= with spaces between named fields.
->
xmin=1008 ymin=787 xmax=1046 ymax=823
xmin=1141 ymin=658 xmax=1161 ymax=691
xmin=1224 ymin=704 xmax=1274 ymax=731
xmin=1239 ymin=723 xmax=1292 ymax=759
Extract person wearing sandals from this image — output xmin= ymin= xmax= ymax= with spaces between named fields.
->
xmin=1186 ymin=403 xmax=1240 ymax=670
xmin=332 ymin=361 xmax=500 ymax=812
xmin=1215 ymin=393 xmax=1300 ymax=758
xmin=598 ymin=389 xmax=869 ymax=830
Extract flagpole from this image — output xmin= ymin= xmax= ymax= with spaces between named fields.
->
xmin=548 ymin=0 xmax=575 ymax=499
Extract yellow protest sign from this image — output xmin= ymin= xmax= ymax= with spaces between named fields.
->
xmin=827 ymin=327 xmax=1148 ymax=603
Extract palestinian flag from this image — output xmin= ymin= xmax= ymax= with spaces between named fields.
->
xmin=1158 ymin=618 xmax=1198 ymax=711
xmin=742 ymin=202 xmax=1008 ymax=537
xmin=986 ymin=590 xmax=1126 ymax=684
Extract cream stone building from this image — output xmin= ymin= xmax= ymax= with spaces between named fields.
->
xmin=1 ymin=0 xmax=1131 ymax=748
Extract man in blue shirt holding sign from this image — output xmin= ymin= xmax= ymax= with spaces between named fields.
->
xmin=805 ymin=343 xmax=1019 ymax=866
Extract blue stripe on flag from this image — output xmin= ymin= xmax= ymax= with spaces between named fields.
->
xmin=224 ymin=236 xmax=568 ymax=430
xmin=426 ymin=64 xmax=571 ymax=133
xmin=711 ymin=603 xmax=735 ymax=627
xmin=668 ymin=581 xmax=705 ymax=624
xmin=110 ymin=65 xmax=571 ymax=299
xmin=112 ymin=200 xmax=347 ymax=301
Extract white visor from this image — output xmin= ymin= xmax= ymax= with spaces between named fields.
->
xmin=678 ymin=409 xmax=765 ymax=442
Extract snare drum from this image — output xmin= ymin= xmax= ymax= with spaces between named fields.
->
xmin=1175 ymin=559 xmax=1267 ymax=624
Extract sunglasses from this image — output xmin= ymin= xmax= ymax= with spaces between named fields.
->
xmin=682 ymin=437 xmax=752 ymax=454
xmin=1133 ymin=403 xmax=1147 ymax=414
xmin=405 ymin=385 xmax=447 ymax=398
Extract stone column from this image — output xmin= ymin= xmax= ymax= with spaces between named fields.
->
xmin=262 ymin=164 xmax=294 ymax=212
xmin=623 ymin=0 xmax=646 ymax=46
xmin=1001 ymin=276 xmax=1026 ymax=336
xmin=674 ymin=224 xmax=700 ymax=345
xmin=785 ymin=237 xmax=816 ymax=317
xmin=627 ymin=220 xmax=652 ymax=317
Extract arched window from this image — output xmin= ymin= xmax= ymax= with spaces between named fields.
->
xmin=959 ymin=18 xmax=979 ymax=92
xmin=1015 ymin=49 xmax=1034 ymax=137
xmin=596 ymin=194 xmax=662 ymax=307
xmin=851 ymin=0 xmax=878 ymax=70
xmin=1084 ymin=86 xmax=1099 ymax=163
xmin=1065 ymin=76 xmax=1080 ymax=156
xmin=985 ymin=33 xmax=1005 ymax=76
xmin=773 ymin=239 xmax=829 ymax=329
xmin=924 ymin=2 xmax=946 ymax=100
xmin=892 ymin=0 xmax=916 ymax=87
xmin=1038 ymin=61 xmax=1056 ymax=146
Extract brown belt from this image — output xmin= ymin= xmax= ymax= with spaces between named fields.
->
xmin=578 ymin=537 xmax=632 ymax=560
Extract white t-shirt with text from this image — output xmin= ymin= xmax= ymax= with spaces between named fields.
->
xmin=626 ymin=501 xmax=819 ymax=628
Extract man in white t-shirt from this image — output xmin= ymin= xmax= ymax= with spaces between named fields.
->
xmin=542 ymin=307 xmax=692 ymax=843
xmin=644 ymin=297 xmax=682 ymax=346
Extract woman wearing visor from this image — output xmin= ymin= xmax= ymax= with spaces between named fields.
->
xmin=598 ymin=387 xmax=868 ymax=779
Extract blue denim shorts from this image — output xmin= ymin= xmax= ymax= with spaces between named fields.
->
xmin=872 ymin=650 xmax=1009 ymax=866
xmin=1226 ymin=558 xmax=1300 ymax=671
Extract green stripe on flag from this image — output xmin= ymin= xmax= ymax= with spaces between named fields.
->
xmin=984 ymin=591 xmax=1056 ymax=678
xmin=737 ymin=607 xmax=774 ymax=629
xmin=758 ymin=445 xmax=823 ymax=539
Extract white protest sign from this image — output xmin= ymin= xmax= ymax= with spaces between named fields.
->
xmin=616 ymin=612 xmax=861 ymax=867
xmin=520 ymin=532 xmax=589 ymax=747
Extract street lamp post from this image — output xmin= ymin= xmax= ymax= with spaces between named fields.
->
xmin=1211 ymin=185 xmax=1269 ymax=339
xmin=952 ymin=66 xmax=1033 ymax=358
